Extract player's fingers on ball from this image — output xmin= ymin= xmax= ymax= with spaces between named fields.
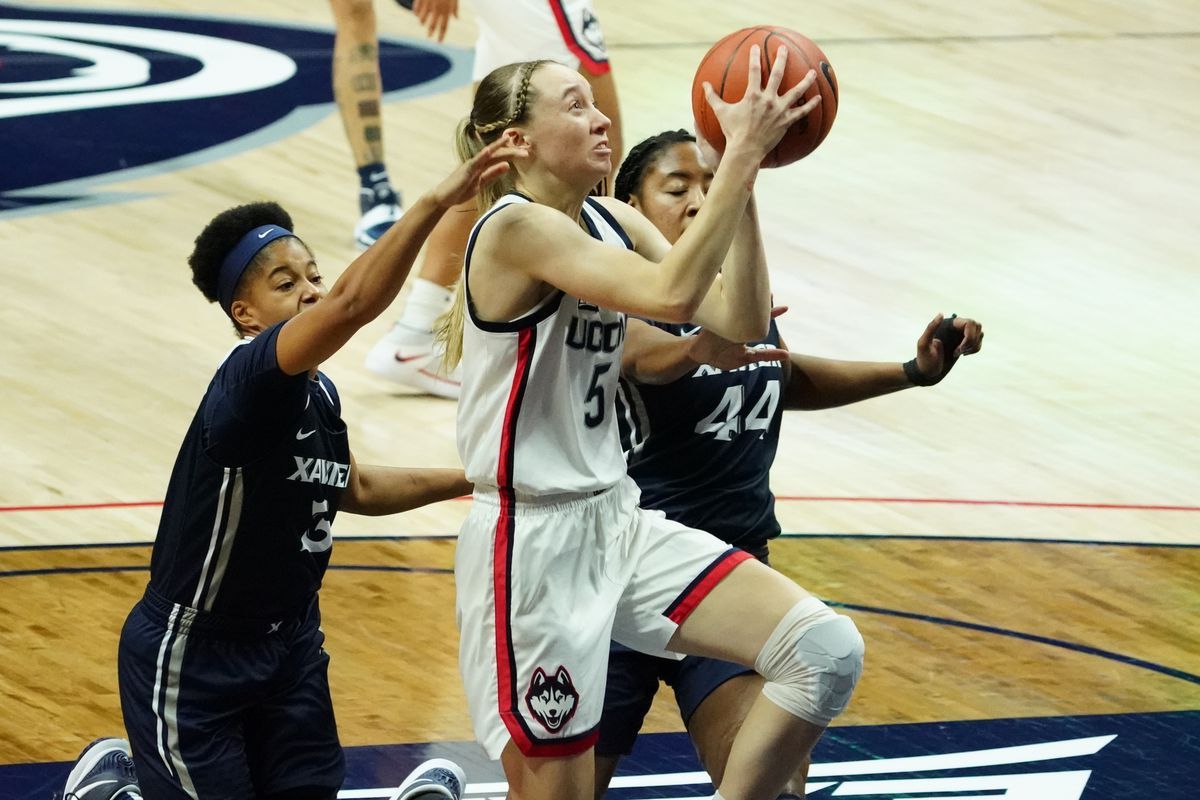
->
xmin=795 ymin=68 xmax=819 ymax=97
xmin=702 ymin=82 xmax=726 ymax=111
xmin=780 ymin=70 xmax=815 ymax=107
xmin=765 ymin=46 xmax=789 ymax=93
xmin=745 ymin=45 xmax=763 ymax=89
xmin=788 ymin=95 xmax=821 ymax=122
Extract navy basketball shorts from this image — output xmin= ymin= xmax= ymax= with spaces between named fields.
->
xmin=596 ymin=643 xmax=754 ymax=756
xmin=117 ymin=589 xmax=344 ymax=799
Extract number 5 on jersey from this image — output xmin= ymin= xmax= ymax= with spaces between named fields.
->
xmin=585 ymin=363 xmax=612 ymax=428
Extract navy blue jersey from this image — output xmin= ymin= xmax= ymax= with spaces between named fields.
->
xmin=616 ymin=319 xmax=784 ymax=551
xmin=148 ymin=322 xmax=350 ymax=621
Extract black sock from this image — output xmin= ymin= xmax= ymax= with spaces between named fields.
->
xmin=357 ymin=162 xmax=399 ymax=213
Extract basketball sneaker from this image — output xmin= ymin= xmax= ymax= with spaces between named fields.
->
xmin=364 ymin=324 xmax=461 ymax=399
xmin=388 ymin=758 xmax=466 ymax=800
xmin=61 ymin=738 xmax=142 ymax=800
xmin=355 ymin=201 xmax=404 ymax=250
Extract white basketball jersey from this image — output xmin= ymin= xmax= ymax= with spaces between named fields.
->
xmin=457 ymin=194 xmax=631 ymax=495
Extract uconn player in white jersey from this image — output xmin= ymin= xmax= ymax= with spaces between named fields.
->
xmin=439 ymin=52 xmax=865 ymax=800
xmin=594 ymin=131 xmax=986 ymax=800
xmin=60 ymin=142 xmax=516 ymax=800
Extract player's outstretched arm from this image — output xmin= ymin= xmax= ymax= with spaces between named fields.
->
xmin=340 ymin=452 xmax=472 ymax=516
xmin=273 ymin=138 xmax=521 ymax=376
xmin=782 ymin=313 xmax=984 ymax=409
xmin=622 ymin=310 xmax=789 ymax=386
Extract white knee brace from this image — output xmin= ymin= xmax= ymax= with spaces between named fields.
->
xmin=754 ymin=597 xmax=864 ymax=726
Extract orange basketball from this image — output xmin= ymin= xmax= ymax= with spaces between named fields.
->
xmin=691 ymin=26 xmax=838 ymax=167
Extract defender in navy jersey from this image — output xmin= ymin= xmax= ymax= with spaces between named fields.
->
xmin=60 ymin=140 xmax=519 ymax=800
xmin=596 ymin=130 xmax=985 ymax=799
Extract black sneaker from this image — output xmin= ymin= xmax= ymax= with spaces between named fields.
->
xmin=389 ymin=757 xmax=465 ymax=800
xmin=62 ymin=738 xmax=141 ymax=800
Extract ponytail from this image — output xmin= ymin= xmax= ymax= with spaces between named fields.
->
xmin=439 ymin=59 xmax=553 ymax=372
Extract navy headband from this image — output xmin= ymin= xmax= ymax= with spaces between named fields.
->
xmin=217 ymin=225 xmax=295 ymax=315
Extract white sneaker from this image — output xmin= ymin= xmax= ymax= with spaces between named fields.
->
xmin=387 ymin=758 xmax=465 ymax=800
xmin=62 ymin=738 xmax=142 ymax=800
xmin=355 ymin=202 xmax=403 ymax=250
xmin=365 ymin=326 xmax=461 ymax=400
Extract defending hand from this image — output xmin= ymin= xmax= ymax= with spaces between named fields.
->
xmin=907 ymin=313 xmax=984 ymax=386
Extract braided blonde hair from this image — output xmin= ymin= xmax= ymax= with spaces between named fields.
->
xmin=436 ymin=60 xmax=554 ymax=370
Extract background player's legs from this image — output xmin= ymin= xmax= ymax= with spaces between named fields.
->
xmin=364 ymin=64 xmax=622 ymax=397
xmin=501 ymin=741 xmax=593 ymax=800
xmin=667 ymin=561 xmax=860 ymax=800
xmin=329 ymin=0 xmax=404 ymax=249
xmin=687 ymin=674 xmax=811 ymax=797
xmin=592 ymin=646 xmax=667 ymax=799
xmin=367 ymin=0 xmax=625 ymax=395
xmin=593 ymin=755 xmax=618 ymax=800
xmin=365 ymin=199 xmax=476 ymax=397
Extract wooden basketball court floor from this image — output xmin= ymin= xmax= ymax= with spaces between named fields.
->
xmin=1 ymin=0 xmax=1198 ymax=795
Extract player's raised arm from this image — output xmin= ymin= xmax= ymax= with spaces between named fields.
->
xmin=270 ymin=137 xmax=521 ymax=375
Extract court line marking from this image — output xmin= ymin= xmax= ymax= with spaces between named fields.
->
xmin=2 ymin=532 xmax=1197 ymax=552
xmin=4 ymin=495 xmax=1198 ymax=513
xmin=2 ymin=562 xmax=1196 ymax=686
xmin=828 ymin=601 xmax=1200 ymax=686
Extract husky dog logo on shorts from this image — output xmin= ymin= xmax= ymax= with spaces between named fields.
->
xmin=580 ymin=9 xmax=605 ymax=51
xmin=525 ymin=666 xmax=579 ymax=732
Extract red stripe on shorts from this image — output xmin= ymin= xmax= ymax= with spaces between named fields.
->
xmin=546 ymin=0 xmax=610 ymax=75
xmin=494 ymin=328 xmax=537 ymax=752
xmin=664 ymin=548 xmax=755 ymax=625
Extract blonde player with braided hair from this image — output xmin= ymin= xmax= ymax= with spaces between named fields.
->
xmin=444 ymin=52 xmax=864 ymax=800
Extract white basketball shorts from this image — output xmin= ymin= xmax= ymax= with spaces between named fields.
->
xmin=455 ymin=476 xmax=753 ymax=758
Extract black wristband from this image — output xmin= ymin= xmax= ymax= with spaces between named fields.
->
xmin=904 ymin=358 xmax=938 ymax=386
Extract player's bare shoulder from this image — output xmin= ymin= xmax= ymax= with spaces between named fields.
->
xmin=477 ymin=201 xmax=570 ymax=251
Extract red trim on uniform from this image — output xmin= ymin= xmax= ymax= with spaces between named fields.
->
xmin=493 ymin=329 xmax=540 ymax=752
xmin=546 ymin=0 xmax=610 ymax=75
xmin=493 ymin=495 xmax=522 ymax=748
xmin=665 ymin=549 xmax=754 ymax=625
xmin=514 ymin=727 xmax=599 ymax=758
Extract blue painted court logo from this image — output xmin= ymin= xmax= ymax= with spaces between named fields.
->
xmin=0 ymin=2 xmax=469 ymax=215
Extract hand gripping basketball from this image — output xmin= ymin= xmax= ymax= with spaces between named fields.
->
xmin=698 ymin=45 xmax=820 ymax=167
xmin=693 ymin=27 xmax=839 ymax=167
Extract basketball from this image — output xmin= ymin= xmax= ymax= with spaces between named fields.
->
xmin=691 ymin=26 xmax=838 ymax=167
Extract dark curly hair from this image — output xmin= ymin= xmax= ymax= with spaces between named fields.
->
xmin=188 ymin=201 xmax=296 ymax=306
xmin=614 ymin=129 xmax=696 ymax=202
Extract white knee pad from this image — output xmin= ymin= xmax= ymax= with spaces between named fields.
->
xmin=754 ymin=597 xmax=864 ymax=726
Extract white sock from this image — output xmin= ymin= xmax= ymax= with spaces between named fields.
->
xmin=710 ymin=792 xmax=727 ymax=800
xmin=396 ymin=278 xmax=454 ymax=335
